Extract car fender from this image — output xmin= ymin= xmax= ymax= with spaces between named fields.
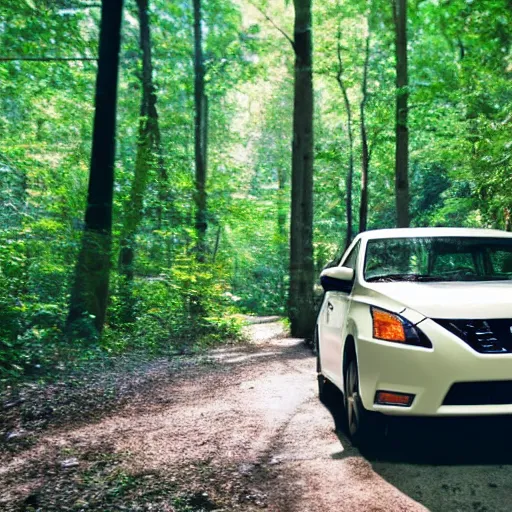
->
xmin=340 ymin=297 xmax=426 ymax=393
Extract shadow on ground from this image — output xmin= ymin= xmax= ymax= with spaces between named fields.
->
xmin=321 ymin=384 xmax=512 ymax=512
xmin=6 ymin=325 xmax=512 ymax=512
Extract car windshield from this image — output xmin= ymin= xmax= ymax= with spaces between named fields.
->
xmin=364 ymin=236 xmax=512 ymax=282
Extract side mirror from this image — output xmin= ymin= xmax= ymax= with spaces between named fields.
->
xmin=320 ymin=266 xmax=355 ymax=293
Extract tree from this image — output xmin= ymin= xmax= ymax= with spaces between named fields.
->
xmin=193 ymin=0 xmax=208 ymax=262
xmin=67 ymin=0 xmax=124 ymax=335
xmin=289 ymin=0 xmax=315 ymax=339
xmin=393 ymin=0 xmax=409 ymax=227
xmin=253 ymin=82 xmax=293 ymax=311
xmin=359 ymin=26 xmax=371 ymax=233
xmin=335 ymin=19 xmax=355 ymax=247
xmin=4 ymin=0 xmax=512 ymax=381
xmin=118 ymin=0 xmax=163 ymax=321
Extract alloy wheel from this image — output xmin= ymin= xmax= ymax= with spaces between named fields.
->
xmin=346 ymin=360 xmax=361 ymax=436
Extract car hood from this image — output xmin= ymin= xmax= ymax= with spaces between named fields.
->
xmin=364 ymin=281 xmax=512 ymax=320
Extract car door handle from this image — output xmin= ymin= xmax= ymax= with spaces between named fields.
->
xmin=327 ymin=301 xmax=334 ymax=311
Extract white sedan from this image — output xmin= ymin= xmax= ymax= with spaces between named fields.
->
xmin=316 ymin=227 xmax=512 ymax=447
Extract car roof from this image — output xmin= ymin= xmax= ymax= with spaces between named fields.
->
xmin=356 ymin=227 xmax=512 ymax=241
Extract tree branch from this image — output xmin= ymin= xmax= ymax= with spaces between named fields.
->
xmin=247 ymin=1 xmax=295 ymax=51
xmin=335 ymin=22 xmax=352 ymax=127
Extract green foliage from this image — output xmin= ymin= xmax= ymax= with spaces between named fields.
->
xmin=0 ymin=0 xmax=252 ymax=384
xmin=1 ymin=0 xmax=511 ymax=382
xmin=108 ymin=260 xmax=245 ymax=354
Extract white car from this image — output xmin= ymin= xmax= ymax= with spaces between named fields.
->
xmin=316 ymin=227 xmax=512 ymax=447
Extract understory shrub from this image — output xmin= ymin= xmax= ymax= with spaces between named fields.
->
xmin=0 ymin=248 xmax=244 ymax=385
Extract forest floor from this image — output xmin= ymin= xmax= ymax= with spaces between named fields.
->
xmin=2 ymin=319 xmax=512 ymax=511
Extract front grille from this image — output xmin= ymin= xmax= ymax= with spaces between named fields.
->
xmin=444 ymin=381 xmax=512 ymax=405
xmin=434 ymin=318 xmax=512 ymax=353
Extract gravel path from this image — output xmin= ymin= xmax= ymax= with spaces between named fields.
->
xmin=2 ymin=320 xmax=512 ymax=511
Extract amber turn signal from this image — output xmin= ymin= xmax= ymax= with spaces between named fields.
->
xmin=372 ymin=308 xmax=406 ymax=342
xmin=375 ymin=391 xmax=414 ymax=407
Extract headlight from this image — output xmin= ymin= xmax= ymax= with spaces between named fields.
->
xmin=371 ymin=307 xmax=432 ymax=348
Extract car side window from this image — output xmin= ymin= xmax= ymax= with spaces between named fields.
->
xmin=489 ymin=250 xmax=512 ymax=275
xmin=342 ymin=241 xmax=360 ymax=271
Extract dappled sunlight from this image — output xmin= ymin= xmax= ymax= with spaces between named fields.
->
xmin=244 ymin=320 xmax=289 ymax=344
xmin=209 ymin=336 xmax=313 ymax=365
xmin=4 ymin=323 xmax=512 ymax=511
xmin=213 ymin=350 xmax=282 ymax=364
xmin=2 ymin=0 xmax=511 ymax=509
xmin=2 ymin=326 xmax=424 ymax=511
xmin=215 ymin=351 xmax=252 ymax=362
xmin=1 ymin=333 xmax=315 ymax=478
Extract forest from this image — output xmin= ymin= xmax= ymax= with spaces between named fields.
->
xmin=1 ymin=0 xmax=511 ymax=382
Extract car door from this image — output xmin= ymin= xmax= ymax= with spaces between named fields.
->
xmin=319 ymin=242 xmax=360 ymax=385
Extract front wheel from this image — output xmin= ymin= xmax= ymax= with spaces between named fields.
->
xmin=344 ymin=357 xmax=385 ymax=449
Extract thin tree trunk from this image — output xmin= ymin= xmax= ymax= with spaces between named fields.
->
xmin=393 ymin=0 xmax=410 ymax=227
xmin=67 ymin=0 xmax=124 ymax=335
xmin=336 ymin=22 xmax=354 ymax=248
xmin=289 ymin=0 xmax=315 ymax=339
xmin=212 ymin=224 xmax=221 ymax=263
xmin=152 ymin=92 xmax=168 ymax=230
xmin=359 ymin=32 xmax=371 ymax=233
xmin=193 ymin=0 xmax=208 ymax=262
xmin=189 ymin=0 xmax=209 ymax=330
xmin=277 ymin=168 xmax=287 ymax=244
xmin=118 ymin=0 xmax=160 ymax=322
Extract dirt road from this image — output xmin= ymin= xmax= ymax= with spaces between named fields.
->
xmin=2 ymin=320 xmax=512 ymax=511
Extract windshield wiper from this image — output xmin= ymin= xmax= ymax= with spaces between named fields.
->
xmin=366 ymin=274 xmax=441 ymax=283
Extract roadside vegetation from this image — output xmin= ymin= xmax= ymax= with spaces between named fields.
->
xmin=0 ymin=0 xmax=511 ymax=384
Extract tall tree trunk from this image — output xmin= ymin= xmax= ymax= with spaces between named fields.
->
xmin=393 ymin=0 xmax=410 ymax=227
xmin=153 ymin=89 xmax=168 ymax=231
xmin=277 ymin=166 xmax=287 ymax=307
xmin=193 ymin=0 xmax=208 ymax=262
xmin=289 ymin=0 xmax=315 ymax=339
xmin=336 ymin=22 xmax=354 ymax=248
xmin=67 ymin=0 xmax=123 ymax=335
xmin=118 ymin=0 xmax=159 ymax=322
xmin=359 ymin=31 xmax=371 ymax=233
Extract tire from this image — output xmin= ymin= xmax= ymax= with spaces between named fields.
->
xmin=344 ymin=356 xmax=385 ymax=450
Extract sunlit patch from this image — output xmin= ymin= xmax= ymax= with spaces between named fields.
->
xmin=223 ymin=351 xmax=281 ymax=363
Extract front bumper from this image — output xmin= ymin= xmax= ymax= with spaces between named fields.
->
xmin=357 ymin=318 xmax=512 ymax=416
